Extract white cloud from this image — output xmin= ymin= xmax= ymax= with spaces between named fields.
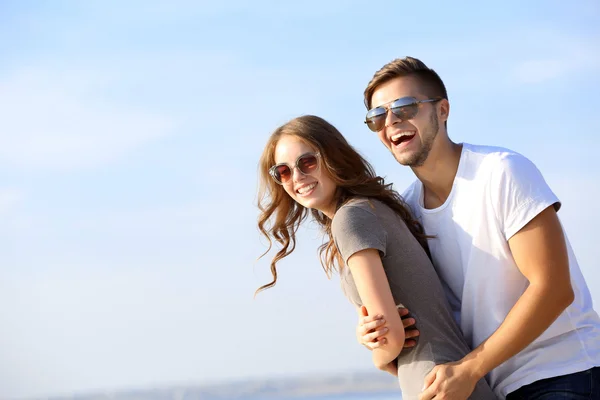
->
xmin=0 ymin=68 xmax=177 ymax=170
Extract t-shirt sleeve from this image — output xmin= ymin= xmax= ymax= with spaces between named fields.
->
xmin=331 ymin=204 xmax=387 ymax=265
xmin=490 ymin=153 xmax=561 ymax=240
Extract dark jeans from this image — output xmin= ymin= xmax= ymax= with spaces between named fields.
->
xmin=506 ymin=367 xmax=600 ymax=399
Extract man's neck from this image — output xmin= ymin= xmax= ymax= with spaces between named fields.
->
xmin=412 ymin=139 xmax=463 ymax=209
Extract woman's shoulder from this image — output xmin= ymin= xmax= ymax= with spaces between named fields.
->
xmin=335 ymin=197 xmax=383 ymax=220
xmin=339 ymin=197 xmax=390 ymax=212
xmin=331 ymin=198 xmax=388 ymax=255
xmin=332 ymin=198 xmax=391 ymax=231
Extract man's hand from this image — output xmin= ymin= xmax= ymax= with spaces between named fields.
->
xmin=418 ymin=361 xmax=480 ymax=400
xmin=357 ymin=305 xmax=419 ymax=349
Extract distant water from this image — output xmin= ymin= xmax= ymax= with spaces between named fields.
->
xmin=243 ymin=392 xmax=401 ymax=400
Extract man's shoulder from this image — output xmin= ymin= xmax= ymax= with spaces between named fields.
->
xmin=462 ymin=143 xmax=538 ymax=176
xmin=402 ymin=179 xmax=422 ymax=209
xmin=463 ymin=142 xmax=522 ymax=162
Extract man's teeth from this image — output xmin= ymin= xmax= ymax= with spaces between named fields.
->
xmin=391 ymin=132 xmax=415 ymax=142
xmin=298 ymin=183 xmax=317 ymax=194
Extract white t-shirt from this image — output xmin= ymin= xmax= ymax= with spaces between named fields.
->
xmin=402 ymin=143 xmax=600 ymax=397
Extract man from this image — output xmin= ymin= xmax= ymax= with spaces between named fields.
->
xmin=357 ymin=57 xmax=600 ymax=399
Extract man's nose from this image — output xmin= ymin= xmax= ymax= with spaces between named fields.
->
xmin=385 ymin=108 xmax=401 ymax=128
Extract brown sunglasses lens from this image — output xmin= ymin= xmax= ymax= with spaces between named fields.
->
xmin=298 ymin=154 xmax=318 ymax=173
xmin=273 ymin=165 xmax=291 ymax=183
xmin=273 ymin=154 xmax=318 ymax=183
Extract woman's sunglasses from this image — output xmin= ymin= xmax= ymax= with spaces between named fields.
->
xmin=269 ymin=152 xmax=320 ymax=185
xmin=364 ymin=96 xmax=441 ymax=132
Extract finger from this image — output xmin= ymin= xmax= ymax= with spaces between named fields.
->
xmin=363 ymin=338 xmax=384 ymax=350
xmin=404 ymin=329 xmax=420 ymax=339
xmin=423 ymin=367 xmax=437 ymax=390
xmin=363 ymin=328 xmax=388 ymax=343
xmin=398 ymin=307 xmax=409 ymax=317
xmin=360 ymin=305 xmax=369 ymax=317
xmin=418 ymin=383 xmax=437 ymax=400
xmin=402 ymin=317 xmax=416 ymax=328
xmin=419 ymin=371 xmax=438 ymax=400
xmin=360 ymin=315 xmax=384 ymax=329
xmin=362 ymin=318 xmax=386 ymax=333
xmin=403 ymin=339 xmax=417 ymax=348
xmin=419 ymin=380 xmax=438 ymax=400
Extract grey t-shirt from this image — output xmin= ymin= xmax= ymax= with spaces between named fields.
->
xmin=332 ymin=198 xmax=496 ymax=399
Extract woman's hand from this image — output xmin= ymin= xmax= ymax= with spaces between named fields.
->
xmin=357 ymin=305 xmax=419 ymax=349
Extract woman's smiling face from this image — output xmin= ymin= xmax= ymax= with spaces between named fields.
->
xmin=273 ymin=134 xmax=337 ymax=217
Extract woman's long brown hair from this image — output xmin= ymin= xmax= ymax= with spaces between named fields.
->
xmin=256 ymin=115 xmax=430 ymax=295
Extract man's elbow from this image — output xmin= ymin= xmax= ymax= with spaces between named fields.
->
xmin=559 ymin=284 xmax=575 ymax=310
xmin=544 ymin=279 xmax=575 ymax=311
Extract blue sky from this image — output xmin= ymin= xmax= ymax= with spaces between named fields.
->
xmin=1 ymin=1 xmax=599 ymax=398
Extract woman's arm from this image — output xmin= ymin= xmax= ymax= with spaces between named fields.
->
xmin=355 ymin=306 xmax=418 ymax=376
xmin=356 ymin=306 xmax=419 ymax=349
xmin=347 ymin=248 xmax=405 ymax=369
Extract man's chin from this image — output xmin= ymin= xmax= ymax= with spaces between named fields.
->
xmin=392 ymin=149 xmax=426 ymax=167
xmin=392 ymin=153 xmax=414 ymax=167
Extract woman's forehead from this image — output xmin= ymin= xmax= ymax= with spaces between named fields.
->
xmin=274 ymin=135 xmax=314 ymax=163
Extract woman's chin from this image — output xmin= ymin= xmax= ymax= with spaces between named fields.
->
xmin=297 ymin=197 xmax=318 ymax=210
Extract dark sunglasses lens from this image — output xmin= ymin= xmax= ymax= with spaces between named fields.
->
xmin=391 ymin=104 xmax=418 ymax=120
xmin=274 ymin=165 xmax=291 ymax=183
xmin=365 ymin=108 xmax=386 ymax=132
xmin=391 ymin=98 xmax=419 ymax=120
xmin=298 ymin=155 xmax=318 ymax=174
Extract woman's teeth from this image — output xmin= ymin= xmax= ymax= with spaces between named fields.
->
xmin=297 ymin=182 xmax=317 ymax=194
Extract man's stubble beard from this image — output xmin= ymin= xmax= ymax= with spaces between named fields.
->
xmin=392 ymin=111 xmax=439 ymax=167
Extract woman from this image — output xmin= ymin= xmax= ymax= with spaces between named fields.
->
xmin=256 ymin=115 xmax=496 ymax=399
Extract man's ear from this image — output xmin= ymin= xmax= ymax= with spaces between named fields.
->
xmin=439 ymin=98 xmax=450 ymax=122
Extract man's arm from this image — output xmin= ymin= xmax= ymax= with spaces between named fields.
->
xmin=420 ymin=206 xmax=574 ymax=399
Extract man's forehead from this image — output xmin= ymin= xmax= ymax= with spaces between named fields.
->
xmin=371 ymin=76 xmax=423 ymax=106
xmin=372 ymin=95 xmax=416 ymax=109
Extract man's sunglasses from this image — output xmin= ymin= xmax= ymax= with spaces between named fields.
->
xmin=269 ymin=152 xmax=320 ymax=185
xmin=364 ymin=96 xmax=441 ymax=132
